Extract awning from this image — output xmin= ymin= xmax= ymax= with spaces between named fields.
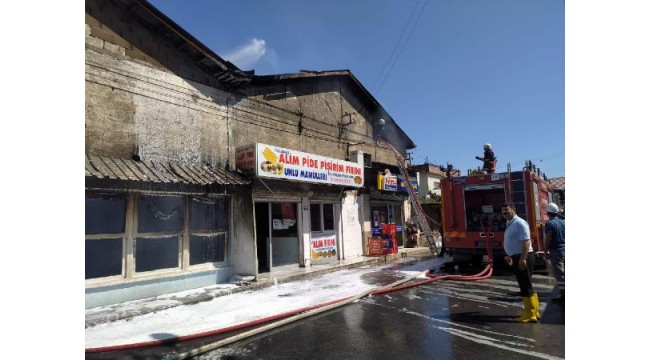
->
xmin=369 ymin=191 xmax=407 ymax=202
xmin=85 ymin=155 xmax=249 ymax=193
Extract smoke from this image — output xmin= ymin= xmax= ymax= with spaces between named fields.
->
xmin=223 ymin=38 xmax=267 ymax=69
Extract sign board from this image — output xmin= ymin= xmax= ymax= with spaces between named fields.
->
xmin=235 ymin=143 xmax=256 ymax=175
xmin=383 ymin=176 xmax=398 ymax=191
xmin=236 ymin=143 xmax=364 ymax=188
xmin=367 ymin=237 xmax=384 ymax=256
xmin=452 ymin=177 xmax=468 ymax=185
xmin=398 ymin=177 xmax=419 ymax=193
xmin=311 ymin=233 xmax=337 ymax=263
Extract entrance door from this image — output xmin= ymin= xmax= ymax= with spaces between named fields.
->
xmin=371 ymin=202 xmax=405 ymax=247
xmin=270 ymin=203 xmax=299 ymax=266
xmin=255 ymin=202 xmax=270 ymax=273
xmin=255 ymin=202 xmax=300 ymax=273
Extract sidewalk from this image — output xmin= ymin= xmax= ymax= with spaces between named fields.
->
xmin=86 ymin=246 xmax=435 ymax=329
xmin=86 ymin=246 xmax=448 ymax=351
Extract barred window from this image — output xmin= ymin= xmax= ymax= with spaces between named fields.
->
xmin=189 ymin=196 xmax=229 ymax=265
xmin=85 ymin=191 xmax=126 ymax=280
xmin=134 ymin=195 xmax=183 ymax=273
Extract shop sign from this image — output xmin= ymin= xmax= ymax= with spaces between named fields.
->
xmin=452 ymin=177 xmax=467 ymax=184
xmin=367 ymin=236 xmax=383 ymax=256
xmin=235 ymin=143 xmax=256 ymax=175
xmin=236 ymin=143 xmax=364 ymax=188
xmin=311 ymin=233 xmax=337 ymax=261
xmin=383 ymin=176 xmax=398 ymax=191
xmin=398 ymin=176 xmax=419 ymax=193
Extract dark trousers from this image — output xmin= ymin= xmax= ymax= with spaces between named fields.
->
xmin=511 ymin=252 xmax=536 ymax=297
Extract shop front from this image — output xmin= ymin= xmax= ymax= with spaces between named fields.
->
xmin=85 ymin=155 xmax=249 ymax=308
xmin=236 ymin=144 xmax=364 ymax=275
xmin=362 ymin=165 xmax=418 ymax=255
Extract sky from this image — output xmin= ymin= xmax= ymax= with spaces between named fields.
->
xmin=150 ymin=0 xmax=565 ymax=178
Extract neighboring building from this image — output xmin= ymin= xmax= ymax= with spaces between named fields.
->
xmin=408 ymin=163 xmax=460 ymax=247
xmin=85 ymin=0 xmax=416 ymax=308
xmin=548 ymin=176 xmax=565 ymax=210
xmin=411 ymin=163 xmax=460 ymax=201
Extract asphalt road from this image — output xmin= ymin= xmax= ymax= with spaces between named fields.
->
xmin=194 ymin=260 xmax=564 ymax=360
xmin=87 ymin=257 xmax=564 ymax=360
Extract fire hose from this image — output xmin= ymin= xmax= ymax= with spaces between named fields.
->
xmin=86 ymin=263 xmax=493 ymax=358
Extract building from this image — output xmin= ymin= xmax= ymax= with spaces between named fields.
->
xmin=85 ymin=0 xmax=416 ymax=308
xmin=411 ymin=163 xmax=461 ymax=201
xmin=548 ymin=176 xmax=565 ymax=211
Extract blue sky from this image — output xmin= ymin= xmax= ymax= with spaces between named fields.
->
xmin=150 ymin=0 xmax=565 ymax=178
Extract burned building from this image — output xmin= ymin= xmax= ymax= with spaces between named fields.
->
xmin=85 ymin=0 xmax=416 ymax=308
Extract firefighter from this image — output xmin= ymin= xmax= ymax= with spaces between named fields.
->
xmin=405 ymin=220 xmax=418 ymax=248
xmin=543 ymin=203 xmax=565 ymax=303
xmin=475 ymin=143 xmax=497 ymax=173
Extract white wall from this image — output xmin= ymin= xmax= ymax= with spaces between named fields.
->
xmin=342 ymin=191 xmax=363 ymax=258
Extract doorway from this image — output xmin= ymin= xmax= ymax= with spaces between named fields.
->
xmin=255 ymin=202 xmax=300 ymax=273
xmin=370 ymin=202 xmax=404 ymax=247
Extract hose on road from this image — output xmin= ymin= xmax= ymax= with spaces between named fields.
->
xmin=87 ymin=262 xmax=493 ymax=358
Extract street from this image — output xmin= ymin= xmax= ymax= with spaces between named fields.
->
xmin=86 ymin=257 xmax=564 ymax=360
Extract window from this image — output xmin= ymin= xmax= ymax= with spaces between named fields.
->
xmin=85 ymin=191 xmax=126 ymax=279
xmin=135 ymin=236 xmax=179 ymax=272
xmin=434 ymin=181 xmax=441 ymax=189
xmin=310 ymin=203 xmax=336 ymax=232
xmin=135 ymin=195 xmax=183 ymax=273
xmin=85 ymin=191 xmax=232 ymax=283
xmin=137 ymin=195 xmax=183 ymax=233
xmin=323 ymin=204 xmax=334 ymax=230
xmin=310 ymin=204 xmax=321 ymax=232
xmin=189 ymin=196 xmax=229 ymax=265
xmin=272 ymin=203 xmax=298 ymax=237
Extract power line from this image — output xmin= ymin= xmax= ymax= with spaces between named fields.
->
xmin=376 ymin=0 xmax=430 ymax=94
xmin=372 ymin=0 xmax=422 ymax=91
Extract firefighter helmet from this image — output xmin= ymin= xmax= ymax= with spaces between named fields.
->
xmin=546 ymin=203 xmax=560 ymax=214
xmin=484 ymin=143 xmax=492 ymax=149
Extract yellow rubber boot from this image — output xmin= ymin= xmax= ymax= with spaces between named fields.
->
xmin=517 ymin=296 xmax=538 ymax=323
xmin=532 ymin=293 xmax=541 ymax=319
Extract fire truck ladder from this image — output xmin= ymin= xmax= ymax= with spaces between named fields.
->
xmin=378 ymin=138 xmax=439 ymax=255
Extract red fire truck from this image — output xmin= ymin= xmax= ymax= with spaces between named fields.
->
xmin=440 ymin=164 xmax=551 ymax=265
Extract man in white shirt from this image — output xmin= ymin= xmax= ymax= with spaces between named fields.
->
xmin=501 ymin=202 xmax=540 ymax=323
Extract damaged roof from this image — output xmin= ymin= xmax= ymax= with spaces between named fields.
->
xmin=85 ymin=155 xmax=249 ymax=193
xmin=126 ymin=0 xmax=254 ymax=88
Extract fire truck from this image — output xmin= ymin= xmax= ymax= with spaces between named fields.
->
xmin=440 ymin=163 xmax=551 ymax=265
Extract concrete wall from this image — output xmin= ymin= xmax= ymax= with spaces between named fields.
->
xmin=419 ymin=172 xmax=443 ymax=198
xmin=85 ymin=267 xmax=232 ymax=309
xmin=86 ymin=26 xmax=402 ymax=172
xmin=86 ymin=25 xmax=233 ymax=165
xmin=85 ymin=1 xmax=406 ymax=169
xmin=359 ymin=193 xmax=372 ymax=254
xmin=342 ymin=191 xmax=363 ymax=258
xmin=231 ymin=191 xmax=257 ymax=277
xmin=246 ymin=80 xmax=403 ymax=166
